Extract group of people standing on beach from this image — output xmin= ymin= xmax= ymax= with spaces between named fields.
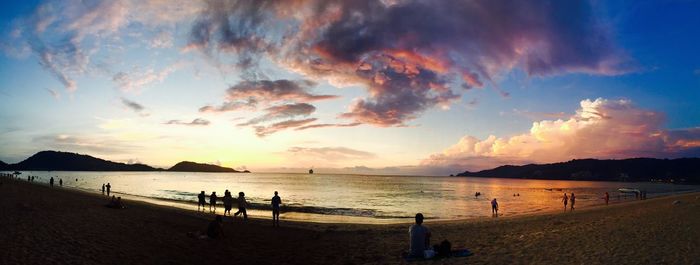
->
xmin=197 ymin=190 xmax=283 ymax=227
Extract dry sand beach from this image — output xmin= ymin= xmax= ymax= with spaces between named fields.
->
xmin=1 ymin=177 xmax=698 ymax=265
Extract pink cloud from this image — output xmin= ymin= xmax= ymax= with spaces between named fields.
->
xmin=423 ymin=98 xmax=700 ymax=171
xmin=187 ymin=0 xmax=631 ymax=127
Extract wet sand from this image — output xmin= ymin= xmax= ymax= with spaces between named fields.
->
xmin=1 ymin=177 xmax=698 ymax=264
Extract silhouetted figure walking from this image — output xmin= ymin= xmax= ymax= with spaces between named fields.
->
xmin=102 ymin=184 xmax=105 ymax=195
xmin=59 ymin=178 xmax=62 ymax=187
xmin=272 ymin=191 xmax=282 ymax=227
xmin=570 ymin=193 xmax=576 ymax=211
xmin=106 ymin=183 xmax=111 ymax=196
xmin=50 ymin=177 xmax=54 ymax=187
xmin=197 ymin=191 xmax=206 ymax=211
xmin=562 ymin=193 xmax=568 ymax=210
xmin=234 ymin=192 xmax=248 ymax=220
xmin=491 ymin=198 xmax=499 ymax=216
xmin=209 ymin=192 xmax=218 ymax=213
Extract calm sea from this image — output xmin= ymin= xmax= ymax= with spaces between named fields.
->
xmin=6 ymin=171 xmax=698 ymax=223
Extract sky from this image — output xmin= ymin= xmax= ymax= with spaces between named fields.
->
xmin=1 ymin=0 xmax=699 ymax=176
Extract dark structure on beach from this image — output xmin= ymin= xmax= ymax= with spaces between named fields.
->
xmin=456 ymin=158 xmax=700 ymax=184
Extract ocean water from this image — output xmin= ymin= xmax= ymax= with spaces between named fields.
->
xmin=6 ymin=171 xmax=698 ymax=223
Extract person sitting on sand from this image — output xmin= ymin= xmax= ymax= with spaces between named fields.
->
xmin=209 ymin=192 xmax=218 ymax=213
xmin=570 ymin=193 xmax=576 ymax=210
xmin=198 ymin=191 xmax=206 ymax=211
xmin=562 ymin=193 xmax=568 ymax=210
xmin=491 ymin=198 xmax=499 ymax=216
xmin=207 ymin=215 xmax=225 ymax=239
xmin=272 ymin=191 xmax=282 ymax=227
xmin=223 ymin=192 xmax=233 ymax=216
xmin=408 ymin=213 xmax=431 ymax=258
xmin=106 ymin=183 xmax=111 ymax=196
xmin=234 ymin=192 xmax=248 ymax=220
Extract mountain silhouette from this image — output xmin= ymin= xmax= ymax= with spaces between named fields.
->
xmin=6 ymin=151 xmax=159 ymax=171
xmin=456 ymin=158 xmax=700 ymax=183
xmin=2 ymin=151 xmax=250 ymax=173
xmin=168 ymin=161 xmax=246 ymax=173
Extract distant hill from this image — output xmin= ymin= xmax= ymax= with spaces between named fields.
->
xmin=6 ymin=151 xmax=159 ymax=171
xmin=168 ymin=161 xmax=247 ymax=173
xmin=456 ymin=158 xmax=700 ymax=184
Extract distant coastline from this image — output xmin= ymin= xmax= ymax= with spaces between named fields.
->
xmin=0 ymin=150 xmax=250 ymax=173
xmin=455 ymin=158 xmax=700 ymax=184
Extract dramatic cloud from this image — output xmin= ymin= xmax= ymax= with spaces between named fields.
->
xmin=200 ymin=79 xmax=337 ymax=113
xmin=164 ymin=118 xmax=211 ymax=126
xmin=254 ymin=118 xmax=317 ymax=137
xmin=238 ymin=103 xmax=316 ymax=126
xmin=423 ymin=98 xmax=700 ymax=171
xmin=287 ymin=146 xmax=375 ymax=161
xmin=4 ymin=0 xmax=202 ymax=92
xmin=187 ymin=0 xmax=630 ymax=126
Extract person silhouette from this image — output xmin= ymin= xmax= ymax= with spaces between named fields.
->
xmin=106 ymin=183 xmax=111 ymax=196
xmin=102 ymin=184 xmax=106 ymax=195
xmin=209 ymin=192 xmax=218 ymax=213
xmin=604 ymin=192 xmax=610 ymax=205
xmin=570 ymin=193 xmax=576 ymax=211
xmin=271 ymin=191 xmax=282 ymax=227
xmin=491 ymin=198 xmax=499 ymax=216
xmin=223 ymin=191 xmax=233 ymax=216
xmin=562 ymin=193 xmax=568 ymax=211
xmin=234 ymin=192 xmax=248 ymax=220
xmin=408 ymin=213 xmax=431 ymax=258
xmin=50 ymin=177 xmax=54 ymax=187
xmin=59 ymin=178 xmax=62 ymax=186
xmin=198 ymin=191 xmax=206 ymax=211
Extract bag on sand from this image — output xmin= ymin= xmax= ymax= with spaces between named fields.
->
xmin=437 ymin=240 xmax=452 ymax=257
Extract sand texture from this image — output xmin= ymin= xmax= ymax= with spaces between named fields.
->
xmin=1 ymin=177 xmax=698 ymax=264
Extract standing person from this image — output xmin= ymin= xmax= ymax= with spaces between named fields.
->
xmin=562 ymin=193 xmax=569 ymax=210
xmin=570 ymin=193 xmax=576 ymax=211
xmin=209 ymin=192 xmax=218 ymax=213
xmin=491 ymin=198 xmax=499 ymax=216
xmin=49 ymin=177 xmax=54 ymax=187
xmin=197 ymin=191 xmax=206 ymax=211
xmin=59 ymin=178 xmax=62 ymax=187
xmin=101 ymin=184 xmax=106 ymax=195
xmin=223 ymin=192 xmax=233 ymax=216
xmin=234 ymin=192 xmax=248 ymax=220
xmin=106 ymin=183 xmax=111 ymax=196
xmin=604 ymin=192 xmax=610 ymax=205
xmin=408 ymin=213 xmax=431 ymax=258
xmin=271 ymin=191 xmax=282 ymax=227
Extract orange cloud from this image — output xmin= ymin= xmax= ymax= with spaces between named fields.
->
xmin=423 ymin=98 xmax=700 ymax=171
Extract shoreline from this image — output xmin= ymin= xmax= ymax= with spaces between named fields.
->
xmin=5 ymin=171 xmax=698 ymax=225
xmin=2 ymin=176 xmax=699 ymax=264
